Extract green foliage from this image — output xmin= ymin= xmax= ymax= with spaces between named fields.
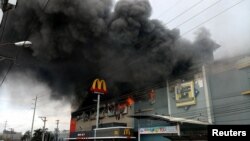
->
xmin=31 ymin=129 xmax=43 ymax=141
xmin=21 ymin=130 xmax=31 ymax=141
xmin=31 ymin=128 xmax=54 ymax=141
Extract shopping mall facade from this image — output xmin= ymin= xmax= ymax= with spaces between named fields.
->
xmin=67 ymin=55 xmax=250 ymax=141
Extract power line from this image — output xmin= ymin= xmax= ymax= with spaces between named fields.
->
xmin=0 ymin=40 xmax=27 ymax=88
xmin=181 ymin=0 xmax=246 ymax=36
xmin=216 ymin=117 xmax=250 ymax=123
xmin=156 ymin=0 xmax=183 ymax=19
xmin=175 ymin=0 xmax=223 ymax=28
xmin=75 ymin=102 xmax=250 ymax=126
xmin=0 ymin=10 xmax=9 ymax=42
xmin=42 ymin=0 xmax=249 ymax=125
xmin=24 ymin=0 xmax=51 ymax=41
xmin=164 ymin=0 xmax=204 ymax=25
xmin=75 ymin=87 xmax=250 ymax=121
xmin=170 ymin=101 xmax=250 ymax=118
xmin=0 ymin=0 xmax=247 ymax=126
xmin=94 ymin=2 xmax=208 ymax=86
xmin=0 ymin=0 xmax=52 ymax=91
xmin=157 ymin=101 xmax=250 ymax=124
xmin=0 ymin=61 xmax=13 ymax=87
xmin=43 ymin=0 xmax=51 ymax=11
xmin=170 ymin=98 xmax=250 ymax=116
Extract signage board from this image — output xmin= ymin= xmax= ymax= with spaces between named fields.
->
xmin=175 ymin=81 xmax=196 ymax=107
xmin=139 ymin=126 xmax=179 ymax=134
xmin=70 ymin=127 xmax=134 ymax=138
xmin=90 ymin=79 xmax=107 ymax=94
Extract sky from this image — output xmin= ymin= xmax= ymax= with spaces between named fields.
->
xmin=0 ymin=71 xmax=71 ymax=133
xmin=0 ymin=0 xmax=250 ymax=134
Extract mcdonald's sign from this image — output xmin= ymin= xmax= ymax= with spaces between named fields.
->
xmin=123 ymin=128 xmax=131 ymax=136
xmin=90 ymin=79 xmax=108 ymax=94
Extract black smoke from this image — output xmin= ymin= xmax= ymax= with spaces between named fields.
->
xmin=0 ymin=0 xmax=218 ymax=109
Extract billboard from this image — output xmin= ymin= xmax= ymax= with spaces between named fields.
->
xmin=139 ymin=126 xmax=179 ymax=134
xmin=70 ymin=127 xmax=134 ymax=138
xmin=175 ymin=81 xmax=196 ymax=107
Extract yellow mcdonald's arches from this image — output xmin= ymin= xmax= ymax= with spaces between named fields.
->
xmin=90 ymin=78 xmax=107 ymax=94
xmin=123 ymin=128 xmax=131 ymax=136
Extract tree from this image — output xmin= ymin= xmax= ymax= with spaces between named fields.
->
xmin=31 ymin=128 xmax=55 ymax=141
xmin=44 ymin=131 xmax=54 ymax=141
xmin=21 ymin=131 xmax=31 ymax=141
xmin=31 ymin=129 xmax=42 ymax=141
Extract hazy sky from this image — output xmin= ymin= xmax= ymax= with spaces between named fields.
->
xmin=148 ymin=0 xmax=250 ymax=59
xmin=0 ymin=71 xmax=71 ymax=133
xmin=0 ymin=0 xmax=250 ymax=134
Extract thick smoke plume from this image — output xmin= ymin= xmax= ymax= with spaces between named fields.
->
xmin=0 ymin=0 xmax=218 ymax=109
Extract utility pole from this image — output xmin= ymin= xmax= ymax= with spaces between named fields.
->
xmin=9 ymin=128 xmax=14 ymax=141
xmin=39 ymin=117 xmax=47 ymax=141
xmin=30 ymin=96 xmax=37 ymax=140
xmin=3 ymin=120 xmax=7 ymax=131
xmin=55 ymin=120 xmax=59 ymax=141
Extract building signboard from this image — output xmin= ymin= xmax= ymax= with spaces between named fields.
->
xmin=70 ymin=127 xmax=134 ymax=138
xmin=139 ymin=126 xmax=179 ymax=134
xmin=90 ymin=79 xmax=107 ymax=94
xmin=175 ymin=81 xmax=196 ymax=107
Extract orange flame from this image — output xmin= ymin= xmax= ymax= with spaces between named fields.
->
xmin=126 ymin=97 xmax=135 ymax=106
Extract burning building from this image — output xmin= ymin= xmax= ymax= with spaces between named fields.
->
xmin=0 ymin=0 xmax=249 ymax=140
xmin=68 ymin=53 xmax=250 ymax=141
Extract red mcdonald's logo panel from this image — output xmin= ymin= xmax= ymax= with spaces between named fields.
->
xmin=90 ymin=79 xmax=108 ymax=94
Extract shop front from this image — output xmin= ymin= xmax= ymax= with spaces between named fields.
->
xmin=67 ymin=127 xmax=136 ymax=141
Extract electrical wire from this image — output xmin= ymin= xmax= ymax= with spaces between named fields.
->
xmin=23 ymin=0 xmax=51 ymax=41
xmin=156 ymin=0 xmax=183 ymax=19
xmin=175 ymin=0 xmax=223 ymax=28
xmin=102 ymin=0 xmax=247 ymax=93
xmin=74 ymin=72 xmax=249 ymax=112
xmin=93 ymin=0 xmax=228 ymax=90
xmin=0 ymin=10 xmax=9 ymax=42
xmin=164 ymin=0 xmax=204 ymax=25
xmin=1 ymin=1 xmax=248 ymax=128
xmin=0 ymin=0 xmax=52 ymax=88
xmin=0 ymin=61 xmax=13 ymax=87
xmin=25 ymin=0 xmax=250 ymax=130
xmin=74 ymin=91 xmax=250 ymax=121
xmin=0 ymin=0 xmax=50 ymax=87
xmin=181 ymin=0 xmax=246 ymax=36
xmin=216 ymin=117 xmax=250 ymax=123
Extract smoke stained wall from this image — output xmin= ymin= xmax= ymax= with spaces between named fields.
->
xmin=0 ymin=0 xmax=218 ymax=109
